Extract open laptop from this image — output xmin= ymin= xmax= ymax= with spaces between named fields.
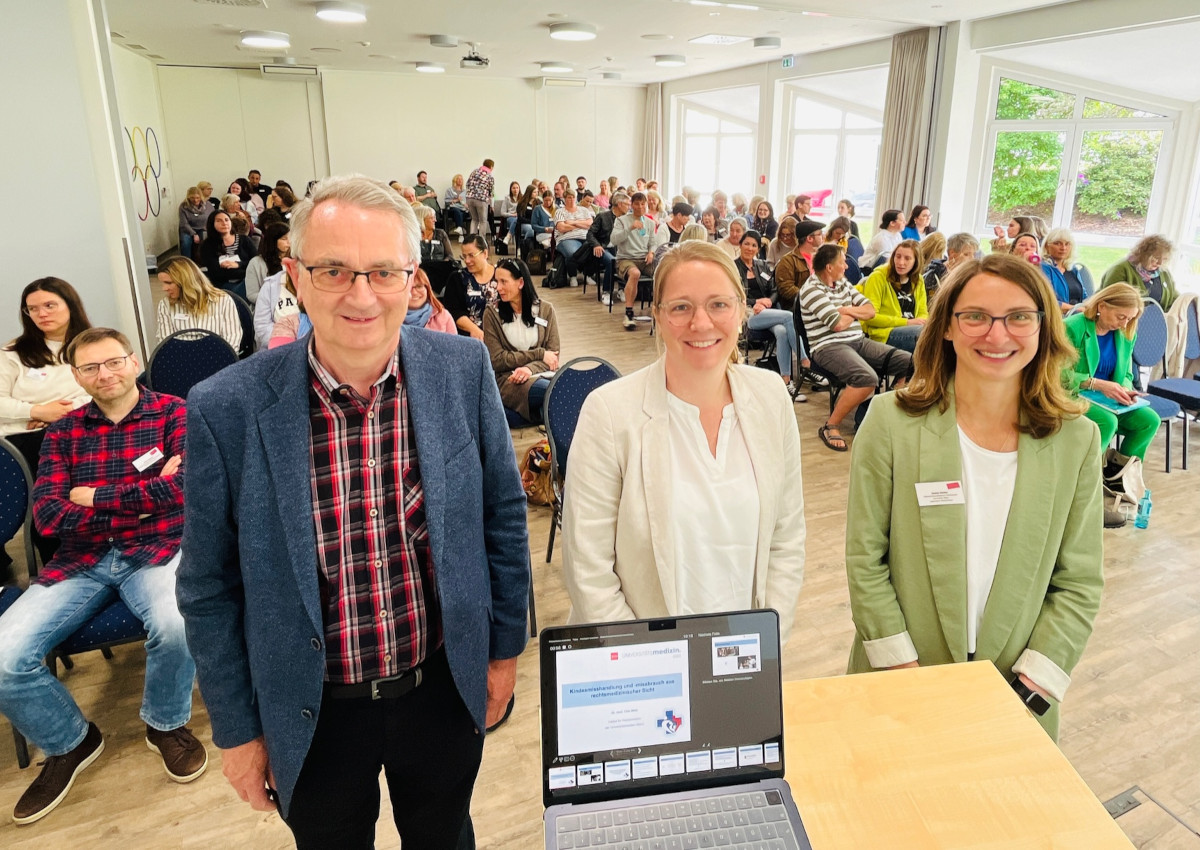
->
xmin=540 ymin=609 xmax=813 ymax=850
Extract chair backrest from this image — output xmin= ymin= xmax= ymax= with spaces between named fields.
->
xmin=423 ymin=260 xmax=458 ymax=298
xmin=1186 ymin=299 xmax=1200 ymax=361
xmin=1073 ymin=263 xmax=1095 ymax=299
xmin=1132 ymin=298 xmax=1169 ymax=371
xmin=147 ymin=329 xmax=239 ymax=400
xmin=543 ymin=357 xmax=621 ymax=482
xmin=0 ymin=439 xmax=35 ymax=571
xmin=227 ymin=291 xmax=256 ymax=358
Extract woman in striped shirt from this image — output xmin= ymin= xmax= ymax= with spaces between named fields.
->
xmin=156 ymin=256 xmax=243 ymax=352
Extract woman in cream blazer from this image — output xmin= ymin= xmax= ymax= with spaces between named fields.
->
xmin=562 ymin=242 xmax=806 ymax=643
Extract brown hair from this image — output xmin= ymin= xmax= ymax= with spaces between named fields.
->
xmin=1128 ymin=234 xmax=1173 ymax=267
xmin=886 ymin=239 xmax=923 ymax=286
xmin=896 ymin=253 xmax=1084 ymax=438
xmin=8 ymin=278 xmax=92 ymax=368
xmin=1080 ymin=282 xmax=1142 ymax=340
xmin=652 ymin=241 xmax=747 ymax=365
xmin=66 ymin=327 xmax=133 ymax=366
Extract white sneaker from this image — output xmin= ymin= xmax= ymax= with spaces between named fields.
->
xmin=617 ymin=288 xmax=627 ymax=303
xmin=623 ymin=314 xmax=637 ymax=331
xmin=601 ymin=293 xmax=611 ymax=306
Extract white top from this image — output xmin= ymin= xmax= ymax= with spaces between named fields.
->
xmin=667 ymin=392 xmax=760 ymax=617
xmin=862 ymin=229 xmax=903 ymax=267
xmin=501 ymin=316 xmax=540 ymax=351
xmin=0 ymin=340 xmax=91 ymax=435
xmin=554 ymin=205 xmax=594 ymax=242
xmin=156 ymin=294 xmax=244 ymax=352
xmin=957 ymin=427 xmax=1018 ymax=654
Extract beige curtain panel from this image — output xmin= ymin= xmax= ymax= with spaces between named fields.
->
xmin=643 ymin=82 xmax=664 ymax=182
xmin=876 ymin=28 xmax=937 ymax=216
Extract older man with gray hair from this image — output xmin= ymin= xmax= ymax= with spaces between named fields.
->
xmin=177 ymin=174 xmax=530 ymax=848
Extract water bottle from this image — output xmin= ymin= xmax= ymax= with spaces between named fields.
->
xmin=1134 ymin=489 xmax=1152 ymax=529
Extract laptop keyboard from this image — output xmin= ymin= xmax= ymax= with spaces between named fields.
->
xmin=552 ymin=788 xmax=801 ymax=849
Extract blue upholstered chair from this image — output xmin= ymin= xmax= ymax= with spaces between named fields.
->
xmin=1131 ymin=300 xmax=1185 ymax=472
xmin=146 ymin=329 xmax=238 ymax=400
xmin=542 ymin=357 xmax=622 ymax=564
xmin=227 ymin=291 xmax=256 ymax=358
xmin=1145 ymin=299 xmax=1198 ymax=471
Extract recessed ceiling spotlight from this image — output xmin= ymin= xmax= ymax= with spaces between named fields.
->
xmin=368 ymin=53 xmax=395 ymax=60
xmin=641 ymin=33 xmax=674 ymax=41
xmin=602 ymin=71 xmax=622 ymax=80
xmin=240 ymin=30 xmax=290 ymax=49
xmin=315 ymin=2 xmax=366 ymax=24
xmin=752 ymin=36 xmax=781 ymax=49
xmin=430 ymin=34 xmax=458 ymax=48
xmin=415 ymin=62 xmax=444 ymax=73
xmin=549 ymin=22 xmax=597 ymax=41
xmin=654 ymin=54 xmax=687 ymax=67
xmin=690 ymin=34 xmax=750 ymax=45
xmin=540 ymin=61 xmax=573 ymax=73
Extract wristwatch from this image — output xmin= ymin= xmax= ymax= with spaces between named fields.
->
xmin=1010 ymin=676 xmax=1052 ymax=716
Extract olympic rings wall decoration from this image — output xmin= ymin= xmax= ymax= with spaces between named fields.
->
xmin=126 ymin=125 xmax=162 ymax=221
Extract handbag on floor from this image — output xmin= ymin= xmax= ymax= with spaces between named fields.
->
xmin=1102 ymin=448 xmax=1145 ymax=514
xmin=519 ymin=439 xmax=554 ymax=506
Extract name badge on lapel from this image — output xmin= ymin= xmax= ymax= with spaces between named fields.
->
xmin=914 ymin=481 xmax=965 ymax=506
xmin=133 ymin=446 xmax=164 ymax=472
xmin=534 ymin=316 xmax=549 ymax=327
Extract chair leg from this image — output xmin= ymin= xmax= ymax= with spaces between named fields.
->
xmin=528 ymin=558 xmax=538 ymax=639
xmin=1164 ymin=418 xmax=1172 ymax=473
xmin=58 ymin=654 xmax=72 ymax=672
xmin=101 ymin=647 xmax=114 ymax=660
xmin=545 ymin=504 xmax=559 ymax=564
xmin=14 ymin=726 xmax=30 ymax=769
xmin=1183 ymin=413 xmax=1190 ymax=470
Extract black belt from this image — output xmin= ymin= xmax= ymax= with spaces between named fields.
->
xmin=326 ymin=662 xmax=426 ymax=701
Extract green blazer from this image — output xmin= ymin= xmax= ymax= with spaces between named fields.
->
xmin=1101 ymin=259 xmax=1177 ymax=311
xmin=857 ymin=266 xmax=929 ymax=343
xmin=845 ymin=391 xmax=1104 ymax=739
xmin=1062 ymin=312 xmax=1135 ymax=392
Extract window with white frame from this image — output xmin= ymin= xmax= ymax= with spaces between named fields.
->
xmin=675 ymin=86 xmax=759 ymax=209
xmin=979 ymin=72 xmax=1174 ymax=247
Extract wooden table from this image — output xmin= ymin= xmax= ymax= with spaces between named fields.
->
xmin=783 ymin=662 xmax=1133 ymax=849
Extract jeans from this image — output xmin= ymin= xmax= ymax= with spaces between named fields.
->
xmin=444 ymin=206 xmax=466 ymax=231
xmin=747 ymin=309 xmax=804 ymax=377
xmin=886 ymin=323 xmax=924 ymax=353
xmin=527 ymin=375 xmax=552 ymax=423
xmin=178 ymin=230 xmax=199 ymax=260
xmin=593 ymin=248 xmax=616 ymax=293
xmin=556 ymin=239 xmax=584 ymax=272
xmin=0 ymin=549 xmax=194 ymax=756
xmin=507 ymin=218 xmax=533 ymax=244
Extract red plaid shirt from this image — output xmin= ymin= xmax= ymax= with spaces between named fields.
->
xmin=307 ymin=344 xmax=442 ymax=685
xmin=32 ymin=390 xmax=186 ymax=585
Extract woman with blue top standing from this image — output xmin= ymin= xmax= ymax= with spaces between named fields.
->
xmin=1062 ymin=283 xmax=1159 ymax=462
xmin=1040 ymin=228 xmax=1092 ymax=313
xmin=858 ymin=239 xmax=928 ymax=353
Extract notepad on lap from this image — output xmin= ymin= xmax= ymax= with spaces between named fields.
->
xmin=1081 ymin=389 xmax=1150 ymax=415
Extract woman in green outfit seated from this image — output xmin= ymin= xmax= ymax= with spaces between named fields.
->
xmin=1101 ymin=234 xmax=1178 ymax=310
xmin=858 ymin=239 xmax=928 ymax=353
xmin=1062 ymin=283 xmax=1161 ymax=462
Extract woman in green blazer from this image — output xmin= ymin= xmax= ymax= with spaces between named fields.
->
xmin=1063 ymin=283 xmax=1160 ymax=461
xmin=1101 ymin=234 xmax=1178 ymax=310
xmin=858 ymin=239 xmax=928 ymax=353
xmin=846 ymin=253 xmax=1104 ymax=740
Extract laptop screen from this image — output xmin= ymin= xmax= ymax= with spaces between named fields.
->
xmin=540 ymin=609 xmax=784 ymax=808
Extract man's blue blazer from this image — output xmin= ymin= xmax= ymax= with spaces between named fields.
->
xmin=176 ymin=326 xmax=530 ymax=815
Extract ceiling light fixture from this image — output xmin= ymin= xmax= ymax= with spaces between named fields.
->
xmin=753 ymin=36 xmax=781 ymax=49
xmin=689 ymin=0 xmax=722 ymax=5
xmin=430 ymin=34 xmax=458 ymax=48
xmin=726 ymin=3 xmax=760 ymax=9
xmin=315 ymin=2 xmax=366 ymax=24
xmin=602 ymin=71 xmax=622 ymax=80
xmin=549 ymin=22 xmax=597 ymax=41
xmin=654 ymin=54 xmax=687 ymax=67
xmin=540 ymin=61 xmax=573 ymax=73
xmin=240 ymin=30 xmax=290 ymax=49
xmin=415 ymin=62 xmax=444 ymax=74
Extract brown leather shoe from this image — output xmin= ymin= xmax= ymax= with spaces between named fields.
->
xmin=145 ymin=725 xmax=208 ymax=783
xmin=13 ymin=722 xmax=104 ymax=825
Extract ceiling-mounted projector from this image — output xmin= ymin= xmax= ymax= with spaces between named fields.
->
xmin=460 ymin=43 xmax=489 ymax=69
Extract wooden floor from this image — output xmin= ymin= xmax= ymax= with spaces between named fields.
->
xmin=1 ymin=275 xmax=1198 ymax=849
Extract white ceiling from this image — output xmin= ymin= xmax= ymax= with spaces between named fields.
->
xmin=987 ymin=19 xmax=1200 ymax=103
xmin=105 ymin=0 xmax=1078 ymax=85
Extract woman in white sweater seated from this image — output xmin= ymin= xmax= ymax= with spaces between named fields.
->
xmin=561 ymin=241 xmax=807 ymax=644
xmin=861 ymin=208 xmax=907 ymax=270
xmin=155 ymin=256 xmax=243 ymax=353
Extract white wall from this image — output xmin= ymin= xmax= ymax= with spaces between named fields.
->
xmin=321 ymin=70 xmax=644 ymax=192
xmin=111 ymin=46 xmax=174 ymax=256
xmin=156 ymin=67 xmax=325 ymax=204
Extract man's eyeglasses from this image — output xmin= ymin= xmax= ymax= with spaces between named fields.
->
xmin=24 ymin=302 xmax=65 ymax=316
xmin=298 ymin=262 xmax=414 ymax=293
xmin=953 ymin=311 xmax=1043 ymax=337
xmin=659 ymin=297 xmax=741 ymax=327
xmin=74 ymin=354 xmax=133 ymax=377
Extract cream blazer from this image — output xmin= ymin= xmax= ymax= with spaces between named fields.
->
xmin=561 ymin=357 xmax=806 ymax=642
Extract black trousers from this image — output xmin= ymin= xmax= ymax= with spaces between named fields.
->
xmin=283 ymin=649 xmax=484 ymax=850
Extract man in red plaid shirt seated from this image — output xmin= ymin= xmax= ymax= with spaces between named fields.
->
xmin=0 ymin=327 xmax=206 ymax=826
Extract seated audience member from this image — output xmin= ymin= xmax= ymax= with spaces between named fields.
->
xmin=0 ymin=327 xmax=204 ymax=825
xmin=783 ymin=194 xmax=797 ymax=220
xmin=553 ymin=192 xmax=595 ymax=273
xmin=700 ymin=207 xmax=724 ymax=242
xmin=717 ymin=217 xmax=748 ymax=260
xmin=264 ymin=274 xmax=311 ymax=349
xmin=613 ymin=192 xmax=668 ymax=330
xmin=1041 ymin=228 xmax=1093 ymax=312
xmin=683 ymin=186 xmax=701 ymax=216
xmin=497 ymin=181 xmax=521 ymax=250
xmin=483 ymin=258 xmax=560 ymax=424
xmin=220 ymin=194 xmax=257 ymax=239
xmin=902 ymin=205 xmax=934 ymax=241
xmin=774 ymin=220 xmax=826 ymax=309
xmin=645 ymin=190 xmax=665 ymax=223
xmin=579 ymin=190 xmax=598 ymax=215
xmin=750 ymin=200 xmax=778 ymax=245
xmin=595 ymin=180 xmax=611 ymax=210
xmin=731 ymin=193 xmax=750 ymax=220
xmin=198 ymin=181 xmax=219 ymax=210
xmin=574 ymin=175 xmax=588 ymax=201
xmin=415 ymin=205 xmax=454 ymax=263
xmin=267 ymin=185 xmax=296 ymax=220
xmin=1009 ymin=232 xmax=1041 ymax=264
xmin=155 ymin=257 xmax=243 ymax=352
xmin=861 ymin=209 xmax=906 ymax=269
xmin=915 ymin=232 xmax=947 ymax=299
xmin=231 ymin=178 xmax=263 ymax=218
xmin=679 ymin=223 xmax=709 ymax=244
xmin=663 ymin=202 xmax=694 ymax=245
xmin=634 ymin=177 xmax=647 ymax=193
xmin=737 ymin=230 xmax=808 ymax=402
xmin=414 ymin=170 xmax=441 ymax=218
xmin=826 ymin=215 xmax=865 ymax=282
xmin=253 ymin=269 xmax=296 ymax=351
xmin=991 ymin=213 xmax=1044 ymax=252
xmin=837 ymin=198 xmax=861 ymax=239
xmin=443 ymin=173 xmax=468 ymax=234
xmin=198 ymin=210 xmax=255 ymax=299
xmin=561 ymin=241 xmax=806 ymax=642
xmin=587 ymin=192 xmax=630 ymax=305
xmin=246 ymin=169 xmax=271 ymax=208
xmin=442 ymin=235 xmax=498 ymax=340
xmin=789 ymin=194 xmax=813 ymax=224
xmin=799 ymin=244 xmax=912 ymax=452
xmin=1102 ymin=234 xmax=1178 ymax=310
xmin=512 ymin=183 xmax=539 ymax=247
xmin=404 ymin=268 xmax=457 ymax=335
xmin=606 ymin=176 xmax=619 ymax=197
xmin=531 ymin=190 xmax=557 ymax=247
xmin=177 ymin=187 xmax=209 ymax=260
xmin=926 ymin=233 xmax=979 ymax=300
xmin=766 ymin=216 xmax=798 ymax=267
xmin=859 ymin=239 xmax=928 ymax=354
xmin=245 ymin=222 xmax=289 ymax=305
xmin=1064 ymin=283 xmax=1159 ymax=468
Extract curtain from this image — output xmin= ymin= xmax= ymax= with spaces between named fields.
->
xmin=876 ymin=29 xmax=939 ymax=217
xmin=642 ymin=83 xmax=664 ymax=182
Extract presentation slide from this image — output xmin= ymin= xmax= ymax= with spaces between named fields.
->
xmin=712 ymin=633 xmax=761 ymax=676
xmin=556 ymin=639 xmax=691 ymax=756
